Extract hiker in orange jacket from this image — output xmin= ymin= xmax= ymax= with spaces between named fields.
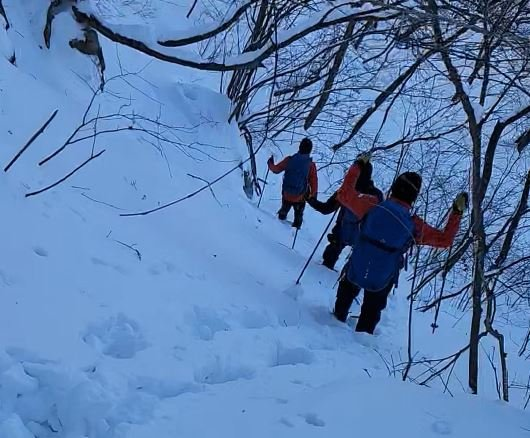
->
xmin=268 ymin=138 xmax=318 ymax=229
xmin=333 ymin=153 xmax=467 ymax=334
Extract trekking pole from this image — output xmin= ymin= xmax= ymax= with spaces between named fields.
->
xmin=333 ymin=247 xmax=352 ymax=290
xmin=431 ymin=243 xmax=454 ymax=333
xmin=295 ymin=210 xmax=338 ymax=285
xmin=257 ymin=167 xmax=270 ymax=209
xmin=291 ymin=227 xmax=299 ymax=249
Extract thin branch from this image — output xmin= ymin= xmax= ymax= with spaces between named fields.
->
xmin=4 ymin=110 xmax=59 ymax=172
xmin=113 ymin=240 xmax=142 ymax=261
xmin=186 ymin=0 xmax=199 ymax=18
xmin=162 ymin=1 xmax=257 ymax=46
xmin=26 ymin=150 xmax=105 ymax=198
xmin=187 ymin=173 xmax=224 ymax=206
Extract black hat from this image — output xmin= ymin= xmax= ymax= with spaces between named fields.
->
xmin=391 ymin=172 xmax=422 ymax=205
xmin=299 ymin=138 xmax=313 ymax=154
xmin=355 ymin=161 xmax=373 ymax=192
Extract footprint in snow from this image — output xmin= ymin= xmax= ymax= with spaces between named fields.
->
xmin=148 ymin=261 xmax=178 ymax=276
xmin=301 ymin=413 xmax=326 ymax=427
xmin=271 ymin=344 xmax=314 ymax=367
xmin=194 ymin=356 xmax=256 ymax=385
xmin=431 ymin=420 xmax=452 ymax=435
xmin=0 ymin=269 xmax=14 ymax=286
xmin=132 ymin=376 xmax=201 ymax=399
xmin=182 ymin=84 xmax=199 ymax=101
xmin=90 ymin=257 xmax=128 ymax=275
xmin=83 ymin=314 xmax=148 ymax=359
xmin=283 ymin=284 xmax=304 ymax=301
xmin=33 ymin=247 xmax=48 ymax=257
xmin=189 ymin=306 xmax=231 ymax=341
xmin=236 ymin=308 xmax=272 ymax=330
xmin=280 ymin=417 xmax=294 ymax=428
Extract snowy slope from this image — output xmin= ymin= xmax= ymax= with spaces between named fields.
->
xmin=0 ymin=1 xmax=529 ymax=437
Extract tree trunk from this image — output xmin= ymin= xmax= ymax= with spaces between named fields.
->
xmin=469 ymin=222 xmax=485 ymax=394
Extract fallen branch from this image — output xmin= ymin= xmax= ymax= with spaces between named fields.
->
xmin=121 ymin=159 xmax=245 ymax=217
xmin=187 ymin=173 xmax=224 ymax=206
xmin=186 ymin=0 xmax=199 ymax=18
xmin=113 ymin=240 xmax=142 ymax=261
xmin=81 ymin=193 xmax=125 ymax=210
xmin=26 ymin=150 xmax=105 ymax=198
xmin=4 ymin=110 xmax=59 ymax=172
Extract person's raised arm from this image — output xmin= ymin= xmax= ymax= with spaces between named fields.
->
xmin=337 ymin=154 xmax=379 ymax=219
xmin=413 ymin=192 xmax=468 ymax=248
xmin=267 ymin=156 xmax=289 ymax=174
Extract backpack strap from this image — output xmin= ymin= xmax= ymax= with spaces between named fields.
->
xmin=359 ymin=233 xmax=401 ymax=253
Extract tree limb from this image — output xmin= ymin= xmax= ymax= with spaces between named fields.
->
xmin=4 ymin=110 xmax=59 ymax=172
xmin=26 ymin=150 xmax=105 ymax=198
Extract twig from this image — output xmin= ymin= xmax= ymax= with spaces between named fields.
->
xmin=373 ymin=348 xmax=393 ymax=377
xmin=121 ymin=145 xmax=264 ymax=217
xmin=186 ymin=0 xmax=199 ymax=18
xmin=91 ymin=105 xmax=101 ymax=156
xmin=4 ymin=110 xmax=59 ymax=172
xmin=484 ymin=345 xmax=502 ymax=400
xmin=81 ymin=193 xmax=124 ymax=210
xmin=26 ymin=150 xmax=105 ymax=198
xmin=113 ymin=240 xmax=142 ymax=261
xmin=187 ymin=173 xmax=224 ymax=206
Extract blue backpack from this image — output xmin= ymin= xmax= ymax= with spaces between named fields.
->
xmin=339 ymin=189 xmax=384 ymax=246
xmin=282 ymin=153 xmax=312 ymax=197
xmin=347 ymin=199 xmax=415 ymax=292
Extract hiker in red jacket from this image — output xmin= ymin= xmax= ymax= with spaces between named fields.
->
xmin=268 ymin=138 xmax=318 ymax=229
xmin=334 ymin=153 xmax=468 ymax=334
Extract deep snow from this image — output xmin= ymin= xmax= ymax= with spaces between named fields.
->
xmin=0 ymin=1 xmax=529 ymax=437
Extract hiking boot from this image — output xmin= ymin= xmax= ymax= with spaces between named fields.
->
xmin=332 ymin=309 xmax=347 ymax=323
xmin=322 ymin=260 xmax=336 ymax=270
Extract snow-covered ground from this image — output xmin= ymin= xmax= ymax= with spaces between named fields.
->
xmin=0 ymin=1 xmax=529 ymax=437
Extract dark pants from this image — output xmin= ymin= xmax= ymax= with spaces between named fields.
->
xmin=278 ymin=199 xmax=305 ymax=229
xmin=322 ymin=223 xmax=345 ymax=270
xmin=333 ymin=277 xmax=393 ymax=334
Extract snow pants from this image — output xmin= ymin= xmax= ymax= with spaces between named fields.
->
xmin=278 ymin=199 xmax=305 ymax=229
xmin=333 ymin=277 xmax=393 ymax=334
xmin=322 ymin=222 xmax=345 ymax=270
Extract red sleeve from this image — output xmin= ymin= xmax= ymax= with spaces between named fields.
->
xmin=268 ymin=156 xmax=289 ymax=174
xmin=308 ymin=162 xmax=318 ymax=196
xmin=336 ymin=163 xmax=379 ymax=219
xmin=413 ymin=210 xmax=461 ymax=248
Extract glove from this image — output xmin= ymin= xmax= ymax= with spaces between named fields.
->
xmin=355 ymin=151 xmax=371 ymax=165
xmin=452 ymin=192 xmax=469 ymax=214
xmin=267 ymin=155 xmax=274 ymax=165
